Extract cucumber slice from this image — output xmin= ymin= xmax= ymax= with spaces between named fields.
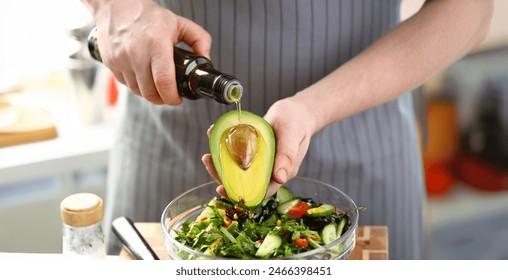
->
xmin=306 ymin=236 xmax=322 ymax=249
xmin=306 ymin=204 xmax=335 ymax=217
xmin=276 ymin=198 xmax=301 ymax=215
xmin=214 ymin=200 xmax=234 ymax=209
xmin=220 ymin=226 xmax=237 ymax=243
xmin=336 ymin=216 xmax=347 ymax=237
xmin=276 ymin=186 xmax=293 ymax=203
xmin=330 ymin=219 xmax=346 ymax=257
xmin=255 ymin=233 xmax=282 ymax=258
xmin=227 ymin=221 xmax=239 ymax=236
xmin=321 ymin=223 xmax=338 ymax=245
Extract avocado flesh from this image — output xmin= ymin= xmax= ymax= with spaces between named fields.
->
xmin=210 ymin=110 xmax=275 ymax=210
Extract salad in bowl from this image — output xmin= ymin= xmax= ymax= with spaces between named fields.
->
xmin=161 ymin=177 xmax=362 ymax=260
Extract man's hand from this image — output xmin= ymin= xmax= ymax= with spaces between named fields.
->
xmin=263 ymin=98 xmax=316 ymax=191
xmin=82 ymin=0 xmax=211 ymax=105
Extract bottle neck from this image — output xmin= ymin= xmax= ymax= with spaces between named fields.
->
xmin=212 ymin=73 xmax=244 ymax=104
xmin=188 ymin=67 xmax=243 ymax=104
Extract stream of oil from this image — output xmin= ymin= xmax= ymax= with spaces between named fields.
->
xmin=235 ymin=101 xmax=242 ymax=124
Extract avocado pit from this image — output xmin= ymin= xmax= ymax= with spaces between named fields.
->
xmin=225 ymin=124 xmax=259 ymax=170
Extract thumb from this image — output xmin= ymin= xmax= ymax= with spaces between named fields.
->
xmin=272 ymin=137 xmax=298 ymax=185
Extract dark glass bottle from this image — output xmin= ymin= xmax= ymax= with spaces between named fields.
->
xmin=87 ymin=28 xmax=243 ymax=104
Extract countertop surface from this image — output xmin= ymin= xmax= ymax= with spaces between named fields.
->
xmin=119 ymin=223 xmax=389 ymax=260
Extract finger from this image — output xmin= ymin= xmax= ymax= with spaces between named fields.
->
xmin=206 ymin=124 xmax=214 ymax=138
xmin=216 ymin=185 xmax=229 ymax=200
xmin=271 ymin=132 xmax=300 ymax=185
xmin=177 ymin=16 xmax=212 ymax=58
xmin=202 ymin=154 xmax=221 ymax=183
xmin=120 ymin=73 xmax=142 ymax=98
xmin=137 ymin=62 xmax=164 ymax=105
xmin=151 ymin=44 xmax=182 ymax=105
xmin=265 ymin=181 xmax=282 ymax=199
xmin=123 ymin=70 xmax=141 ymax=96
xmin=112 ymin=71 xmax=126 ymax=85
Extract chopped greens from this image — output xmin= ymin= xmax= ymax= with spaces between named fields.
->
xmin=172 ymin=186 xmax=362 ymax=259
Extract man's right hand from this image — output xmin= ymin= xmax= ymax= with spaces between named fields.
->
xmin=81 ymin=0 xmax=212 ymax=105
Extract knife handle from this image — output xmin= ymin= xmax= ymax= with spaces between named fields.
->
xmin=112 ymin=216 xmax=160 ymax=260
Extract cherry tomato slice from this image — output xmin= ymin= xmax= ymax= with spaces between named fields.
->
xmin=286 ymin=202 xmax=309 ymax=218
xmin=294 ymin=238 xmax=309 ymax=248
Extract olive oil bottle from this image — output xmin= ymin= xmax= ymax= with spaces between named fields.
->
xmin=87 ymin=28 xmax=243 ymax=104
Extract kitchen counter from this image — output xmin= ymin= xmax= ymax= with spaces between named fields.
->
xmin=119 ymin=223 xmax=388 ymax=260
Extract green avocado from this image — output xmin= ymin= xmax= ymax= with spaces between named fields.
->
xmin=209 ymin=110 xmax=275 ymax=210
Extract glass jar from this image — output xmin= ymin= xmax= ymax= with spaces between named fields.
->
xmin=60 ymin=193 xmax=106 ymax=259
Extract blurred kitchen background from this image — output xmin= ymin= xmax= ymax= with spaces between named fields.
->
xmin=0 ymin=0 xmax=507 ymax=259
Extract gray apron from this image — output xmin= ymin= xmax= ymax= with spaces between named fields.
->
xmin=105 ymin=0 xmax=425 ymax=259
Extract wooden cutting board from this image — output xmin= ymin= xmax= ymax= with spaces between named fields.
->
xmin=0 ymin=101 xmax=57 ymax=147
xmin=119 ymin=223 xmax=388 ymax=260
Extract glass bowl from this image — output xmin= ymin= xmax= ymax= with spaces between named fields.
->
xmin=161 ymin=176 xmax=359 ymax=260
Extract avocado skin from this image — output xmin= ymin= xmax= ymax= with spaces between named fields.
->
xmin=209 ymin=110 xmax=275 ymax=210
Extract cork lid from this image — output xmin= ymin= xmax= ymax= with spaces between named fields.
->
xmin=60 ymin=193 xmax=104 ymax=227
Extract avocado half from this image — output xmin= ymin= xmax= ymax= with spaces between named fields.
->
xmin=209 ymin=110 xmax=275 ymax=210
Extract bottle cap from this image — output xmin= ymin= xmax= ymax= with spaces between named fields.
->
xmin=60 ymin=193 xmax=104 ymax=227
xmin=224 ymin=81 xmax=243 ymax=103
